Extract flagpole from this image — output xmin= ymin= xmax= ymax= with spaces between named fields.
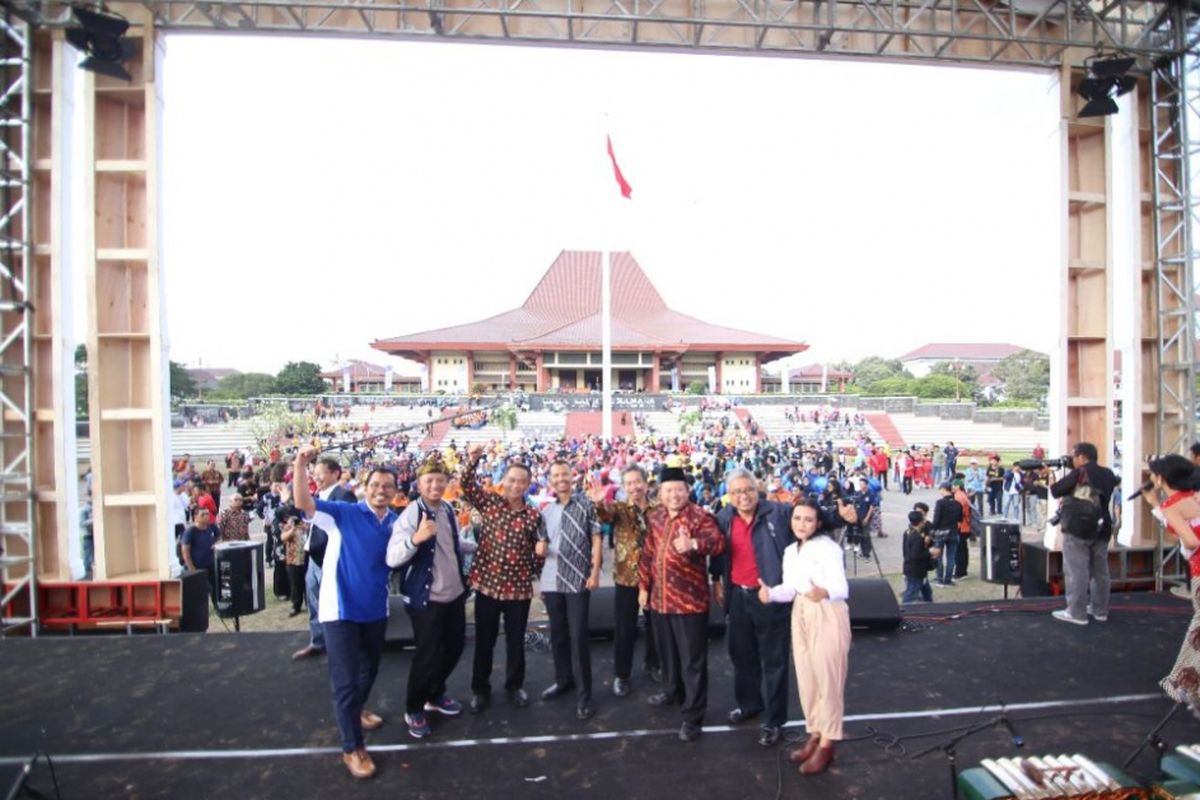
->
xmin=601 ymin=250 xmax=613 ymax=441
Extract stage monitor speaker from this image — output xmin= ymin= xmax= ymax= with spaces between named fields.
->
xmin=385 ymin=595 xmax=416 ymax=645
xmin=178 ymin=569 xmax=209 ymax=633
xmin=980 ymin=519 xmax=1022 ymax=585
xmin=213 ymin=541 xmax=265 ymax=619
xmin=847 ymin=578 xmax=900 ymax=630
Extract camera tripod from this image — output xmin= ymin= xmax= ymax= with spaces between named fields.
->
xmin=838 ymin=526 xmax=884 ymax=578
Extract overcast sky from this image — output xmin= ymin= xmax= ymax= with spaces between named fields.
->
xmin=150 ymin=34 xmax=1062 ymax=377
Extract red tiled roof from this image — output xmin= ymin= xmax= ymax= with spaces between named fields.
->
xmin=788 ymin=363 xmax=853 ymax=380
xmin=898 ymin=343 xmax=1027 ymax=362
xmin=320 ymin=360 xmax=388 ymax=380
xmin=372 ymin=251 xmax=807 ymax=360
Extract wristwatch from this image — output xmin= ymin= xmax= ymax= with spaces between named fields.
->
xmin=691 ymin=539 xmax=698 ymax=552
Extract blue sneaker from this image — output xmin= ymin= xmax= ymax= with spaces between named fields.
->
xmin=424 ymin=695 xmax=463 ymax=716
xmin=405 ymin=712 xmax=431 ymax=738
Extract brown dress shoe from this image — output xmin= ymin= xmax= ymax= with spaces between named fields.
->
xmin=789 ymin=736 xmax=820 ymax=765
xmin=800 ymin=744 xmax=835 ymax=776
xmin=291 ymin=645 xmax=324 ymax=661
xmin=360 ymin=710 xmax=384 ymax=731
xmin=343 ymin=748 xmax=377 ymax=779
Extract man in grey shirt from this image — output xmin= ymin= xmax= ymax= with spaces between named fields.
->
xmin=537 ymin=460 xmax=603 ymax=721
xmin=388 ymin=453 xmax=476 ymax=739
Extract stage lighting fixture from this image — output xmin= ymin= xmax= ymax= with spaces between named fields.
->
xmin=65 ymin=5 xmax=135 ymax=82
xmin=1077 ymin=56 xmax=1137 ymax=118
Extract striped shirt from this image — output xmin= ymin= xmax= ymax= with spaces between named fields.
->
xmin=539 ymin=493 xmax=599 ymax=594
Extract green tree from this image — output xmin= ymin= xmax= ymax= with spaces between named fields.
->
xmin=75 ymin=344 xmax=87 ymax=417
xmin=492 ymin=403 xmax=519 ymax=441
xmin=849 ymin=357 xmax=909 ymax=391
xmin=679 ymin=409 xmax=702 ymax=433
xmin=911 ymin=373 xmax=962 ymax=399
xmin=248 ymin=402 xmax=312 ymax=459
xmin=866 ymin=375 xmax=914 ymax=396
xmin=274 ymin=361 xmax=327 ymax=395
xmin=685 ymin=380 xmax=708 ymax=395
xmin=170 ymin=360 xmax=197 ymax=401
xmin=211 ymin=372 xmax=277 ymax=400
xmin=990 ymin=350 xmax=1050 ymax=402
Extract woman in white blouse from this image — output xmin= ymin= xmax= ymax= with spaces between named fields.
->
xmin=758 ymin=499 xmax=850 ymax=776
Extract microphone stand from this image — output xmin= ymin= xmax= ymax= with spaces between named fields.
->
xmin=1121 ymin=701 xmax=1183 ymax=769
xmin=910 ymin=714 xmax=1022 ymax=800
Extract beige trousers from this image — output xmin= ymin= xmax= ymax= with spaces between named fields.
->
xmin=791 ymin=597 xmax=851 ymax=741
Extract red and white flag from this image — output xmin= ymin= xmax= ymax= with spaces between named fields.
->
xmin=606 ymin=135 xmax=633 ymax=200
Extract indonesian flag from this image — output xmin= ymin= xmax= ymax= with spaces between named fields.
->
xmin=606 ymin=135 xmax=633 ymax=200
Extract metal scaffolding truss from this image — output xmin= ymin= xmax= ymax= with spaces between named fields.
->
xmin=1149 ymin=3 xmax=1200 ymax=463
xmin=0 ymin=11 xmax=35 ymax=637
xmin=11 ymin=0 xmax=1192 ymax=66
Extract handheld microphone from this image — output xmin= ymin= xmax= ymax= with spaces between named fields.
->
xmin=1127 ymin=479 xmax=1155 ymax=503
xmin=1000 ymin=717 xmax=1025 ymax=748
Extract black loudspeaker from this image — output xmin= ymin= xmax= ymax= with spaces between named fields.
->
xmin=980 ymin=519 xmax=1022 ymax=585
xmin=178 ymin=569 xmax=209 ymax=633
xmin=583 ymin=585 xmax=726 ymax=639
xmin=385 ymin=595 xmax=415 ymax=646
xmin=847 ymin=578 xmax=900 ymax=630
xmin=213 ymin=541 xmax=265 ymax=619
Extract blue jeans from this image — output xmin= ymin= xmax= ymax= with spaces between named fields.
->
xmin=306 ymin=560 xmax=325 ymax=650
xmin=324 ymin=618 xmax=387 ymax=752
xmin=936 ymin=534 xmax=958 ymax=584
xmin=901 ymin=576 xmax=933 ymax=603
xmin=1003 ymin=494 xmax=1022 ymax=521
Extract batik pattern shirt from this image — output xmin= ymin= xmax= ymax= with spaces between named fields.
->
xmin=218 ymin=508 xmax=249 ymax=542
xmin=595 ymin=501 xmax=654 ymax=588
xmin=639 ymin=503 xmax=725 ymax=615
xmin=463 ymin=458 xmax=544 ymax=601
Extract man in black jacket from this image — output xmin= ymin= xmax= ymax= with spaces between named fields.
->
xmin=930 ymin=483 xmax=962 ymax=588
xmin=901 ymin=510 xmax=940 ymax=603
xmin=1049 ymin=442 xmax=1117 ymax=626
xmin=711 ymin=468 xmax=792 ymax=747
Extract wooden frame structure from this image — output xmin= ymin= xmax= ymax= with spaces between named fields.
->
xmin=0 ymin=0 xmax=1195 ymax=631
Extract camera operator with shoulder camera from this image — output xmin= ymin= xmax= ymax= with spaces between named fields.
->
xmin=1047 ymin=442 xmax=1117 ymax=626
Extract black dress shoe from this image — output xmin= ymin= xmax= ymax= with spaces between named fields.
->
xmin=758 ymin=726 xmax=781 ymax=747
xmin=647 ymin=691 xmax=678 ymax=706
xmin=576 ymin=700 xmax=595 ymax=721
xmin=679 ymin=722 xmax=702 ymax=742
xmin=613 ymin=677 xmax=630 ymax=697
xmin=507 ymin=688 xmax=529 ymax=708
xmin=541 ymin=681 xmax=576 ymax=701
xmin=728 ymin=708 xmax=761 ymax=725
xmin=469 ymin=693 xmax=490 ymax=714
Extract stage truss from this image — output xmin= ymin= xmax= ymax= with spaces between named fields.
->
xmin=0 ymin=0 xmax=1197 ymax=631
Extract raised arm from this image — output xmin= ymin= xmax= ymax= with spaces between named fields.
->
xmin=292 ymin=445 xmax=318 ymax=517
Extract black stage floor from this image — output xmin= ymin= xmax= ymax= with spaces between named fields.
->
xmin=3 ymin=593 xmax=1200 ymax=800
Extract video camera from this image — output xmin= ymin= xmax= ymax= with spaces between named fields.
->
xmin=1014 ymin=456 xmax=1072 ymax=471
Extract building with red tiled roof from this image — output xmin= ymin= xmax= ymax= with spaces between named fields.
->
xmin=898 ymin=343 xmax=1029 ymax=378
xmin=319 ymin=360 xmax=420 ymax=394
xmin=372 ymin=250 xmax=807 ymax=394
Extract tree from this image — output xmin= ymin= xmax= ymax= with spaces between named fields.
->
xmin=470 ymin=381 xmax=489 ymax=397
xmin=274 ymin=361 xmax=327 ymax=395
xmin=867 ymin=376 xmax=915 ymax=396
xmin=849 ymin=357 xmax=910 ymax=392
xmin=248 ymin=401 xmax=312 ymax=459
xmin=75 ymin=344 xmax=87 ymax=417
xmin=679 ymin=409 xmax=702 ymax=433
xmin=170 ymin=361 xmax=197 ymax=401
xmin=685 ymin=380 xmax=708 ymax=395
xmin=211 ymin=372 xmax=277 ymax=400
xmin=911 ymin=374 xmax=961 ymax=399
xmin=990 ymin=350 xmax=1050 ymax=403
xmin=492 ymin=404 xmax=519 ymax=441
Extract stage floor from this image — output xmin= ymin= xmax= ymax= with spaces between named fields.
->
xmin=2 ymin=593 xmax=1199 ymax=799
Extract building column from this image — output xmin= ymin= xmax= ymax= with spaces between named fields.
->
xmin=754 ymin=355 xmax=762 ymax=394
xmin=649 ymin=354 xmax=660 ymax=394
xmin=509 ymin=353 xmax=517 ymax=391
xmin=535 ymin=352 xmax=547 ymax=392
xmin=714 ymin=353 xmax=723 ymax=394
xmin=466 ymin=350 xmax=475 ymax=391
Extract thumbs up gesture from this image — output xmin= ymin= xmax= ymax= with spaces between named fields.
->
xmin=413 ymin=517 xmax=437 ymax=545
xmin=757 ymin=578 xmax=771 ymax=605
xmin=672 ymin=528 xmax=694 ymax=555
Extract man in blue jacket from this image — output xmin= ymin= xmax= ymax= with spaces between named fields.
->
xmin=387 ymin=452 xmax=472 ymax=739
xmin=711 ymin=468 xmax=792 ymax=747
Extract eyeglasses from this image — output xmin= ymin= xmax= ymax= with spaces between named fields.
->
xmin=730 ymin=488 xmax=757 ymax=496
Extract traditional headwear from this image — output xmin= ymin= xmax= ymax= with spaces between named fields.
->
xmin=659 ymin=466 xmax=689 ymax=485
xmin=417 ymin=451 xmax=451 ymax=477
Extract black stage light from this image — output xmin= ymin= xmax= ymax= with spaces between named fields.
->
xmin=1078 ymin=56 xmax=1137 ymax=118
xmin=65 ymin=5 xmax=135 ymax=82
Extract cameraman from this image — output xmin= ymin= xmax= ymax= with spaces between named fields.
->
xmin=1048 ymin=442 xmax=1117 ymax=626
xmin=930 ymin=483 xmax=962 ymax=587
xmin=901 ymin=510 xmax=940 ymax=602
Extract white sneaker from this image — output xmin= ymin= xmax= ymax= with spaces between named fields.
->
xmin=1052 ymin=609 xmax=1088 ymax=626
xmin=1086 ymin=604 xmax=1108 ymax=622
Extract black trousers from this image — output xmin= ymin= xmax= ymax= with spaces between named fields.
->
xmin=727 ymin=586 xmax=790 ymax=728
xmin=405 ymin=592 xmax=467 ymax=714
xmin=987 ymin=486 xmax=1003 ymax=515
xmin=614 ymin=585 xmax=660 ymax=680
xmin=543 ymin=590 xmax=592 ymax=701
xmin=954 ymin=533 xmax=970 ymax=578
xmin=472 ymin=592 xmax=531 ymax=693
xmin=652 ymin=612 xmax=709 ymax=726
xmin=902 ymin=476 xmax=913 ymax=494
xmin=324 ymin=619 xmax=386 ymax=752
xmin=286 ymin=564 xmax=306 ymax=613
